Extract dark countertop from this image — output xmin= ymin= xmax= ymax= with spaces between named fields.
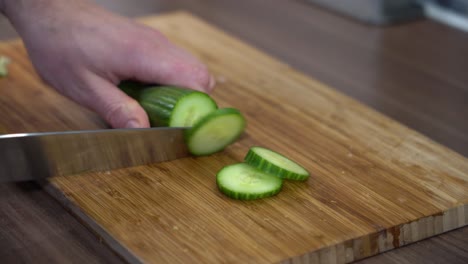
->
xmin=1 ymin=0 xmax=467 ymax=263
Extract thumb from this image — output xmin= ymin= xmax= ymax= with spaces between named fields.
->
xmin=77 ymin=74 xmax=150 ymax=128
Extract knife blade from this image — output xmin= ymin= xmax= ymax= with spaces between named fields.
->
xmin=0 ymin=127 xmax=189 ymax=183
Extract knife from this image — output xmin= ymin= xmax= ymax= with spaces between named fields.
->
xmin=0 ymin=127 xmax=189 ymax=183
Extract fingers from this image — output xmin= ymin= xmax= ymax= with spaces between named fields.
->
xmin=76 ymin=73 xmax=150 ymax=128
xmin=127 ymin=31 xmax=216 ymax=93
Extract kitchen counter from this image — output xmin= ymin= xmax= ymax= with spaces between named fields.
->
xmin=0 ymin=0 xmax=467 ymax=263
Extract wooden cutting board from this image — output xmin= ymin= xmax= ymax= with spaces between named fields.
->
xmin=1 ymin=11 xmax=467 ymax=264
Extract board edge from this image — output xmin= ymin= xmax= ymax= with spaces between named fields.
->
xmin=281 ymin=203 xmax=467 ymax=264
xmin=41 ymin=180 xmax=145 ymax=264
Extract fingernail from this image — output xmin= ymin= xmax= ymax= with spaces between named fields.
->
xmin=125 ymin=120 xmax=141 ymax=128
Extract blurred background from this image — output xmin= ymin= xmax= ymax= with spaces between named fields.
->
xmin=2 ymin=0 xmax=468 ymax=39
xmin=308 ymin=0 xmax=468 ymax=30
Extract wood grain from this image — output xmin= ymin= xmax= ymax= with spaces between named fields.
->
xmin=0 ymin=12 xmax=467 ymax=264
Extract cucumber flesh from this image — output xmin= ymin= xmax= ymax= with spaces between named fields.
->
xmin=244 ymin=147 xmax=309 ymax=181
xmin=186 ymin=108 xmax=245 ymax=156
xmin=216 ymin=163 xmax=283 ymax=200
xmin=169 ymin=92 xmax=217 ymax=127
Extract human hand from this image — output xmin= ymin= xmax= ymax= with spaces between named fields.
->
xmin=2 ymin=0 xmax=215 ymax=128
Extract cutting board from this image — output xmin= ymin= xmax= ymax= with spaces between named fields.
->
xmin=0 ymin=11 xmax=467 ymax=264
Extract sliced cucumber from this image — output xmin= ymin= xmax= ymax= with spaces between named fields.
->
xmin=119 ymin=82 xmax=246 ymax=156
xmin=216 ymin=163 xmax=283 ymax=200
xmin=244 ymin=146 xmax=309 ymax=181
xmin=119 ymin=82 xmax=218 ymax=127
xmin=0 ymin=56 xmax=11 ymax=77
xmin=186 ymin=108 xmax=246 ymax=156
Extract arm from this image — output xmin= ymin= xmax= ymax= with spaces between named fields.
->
xmin=0 ymin=0 xmax=215 ymax=128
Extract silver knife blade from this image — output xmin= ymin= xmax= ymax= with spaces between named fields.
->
xmin=0 ymin=127 xmax=189 ymax=183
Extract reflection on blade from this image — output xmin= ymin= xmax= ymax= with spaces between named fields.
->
xmin=0 ymin=128 xmax=189 ymax=183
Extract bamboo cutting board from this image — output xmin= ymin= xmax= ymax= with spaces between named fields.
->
xmin=0 ymin=12 xmax=467 ymax=264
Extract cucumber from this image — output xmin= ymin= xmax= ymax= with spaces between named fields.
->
xmin=0 ymin=56 xmax=11 ymax=77
xmin=244 ymin=147 xmax=309 ymax=181
xmin=118 ymin=80 xmax=147 ymax=99
xmin=119 ymin=81 xmax=218 ymax=127
xmin=140 ymin=87 xmax=217 ymax=127
xmin=216 ymin=163 xmax=283 ymax=200
xmin=119 ymin=81 xmax=246 ymax=156
xmin=186 ymin=108 xmax=246 ymax=156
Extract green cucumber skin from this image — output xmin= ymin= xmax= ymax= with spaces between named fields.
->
xmin=185 ymin=108 xmax=246 ymax=156
xmin=118 ymin=80 xmax=150 ymax=100
xmin=244 ymin=149 xmax=310 ymax=181
xmin=139 ymin=87 xmax=195 ymax=126
xmin=217 ymin=181 xmax=282 ymax=200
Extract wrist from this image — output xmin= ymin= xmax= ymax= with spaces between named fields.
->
xmin=1 ymin=0 xmax=53 ymax=30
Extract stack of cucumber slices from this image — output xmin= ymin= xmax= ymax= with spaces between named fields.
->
xmin=119 ymin=81 xmax=309 ymax=200
xmin=217 ymin=147 xmax=309 ymax=200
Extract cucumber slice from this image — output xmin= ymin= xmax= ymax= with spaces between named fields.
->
xmin=244 ymin=147 xmax=309 ymax=181
xmin=119 ymin=82 xmax=218 ymax=127
xmin=186 ymin=108 xmax=246 ymax=156
xmin=0 ymin=56 xmax=11 ymax=77
xmin=216 ymin=163 xmax=283 ymax=200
